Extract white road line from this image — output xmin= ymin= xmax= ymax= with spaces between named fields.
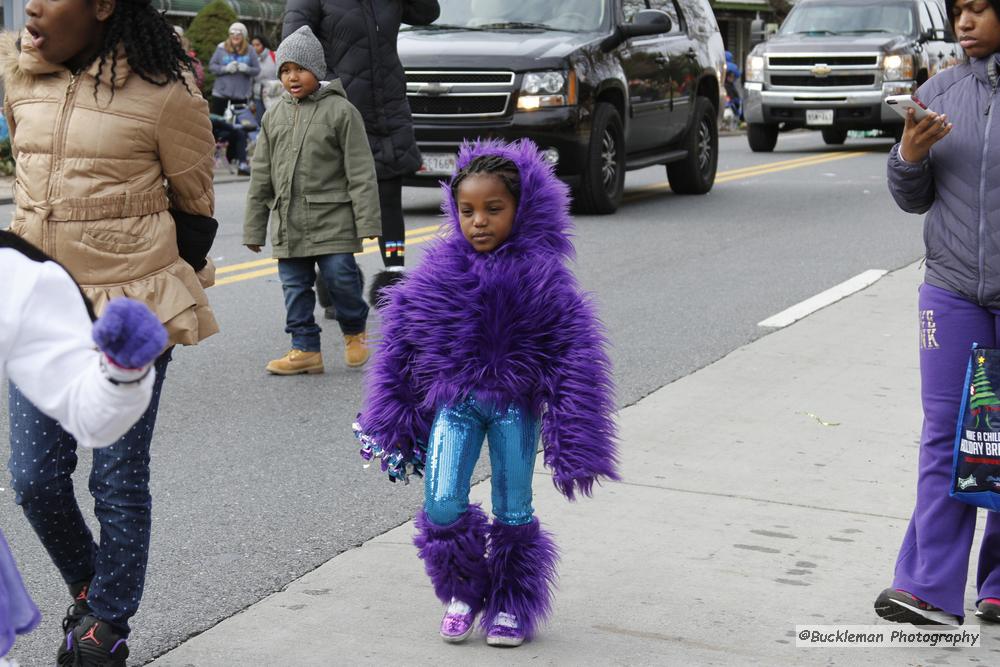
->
xmin=758 ymin=269 xmax=888 ymax=328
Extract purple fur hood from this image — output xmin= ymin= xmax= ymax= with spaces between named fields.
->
xmin=357 ymin=138 xmax=619 ymax=499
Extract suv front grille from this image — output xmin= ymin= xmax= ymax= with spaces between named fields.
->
xmin=770 ymin=74 xmax=876 ymax=87
xmin=768 ymin=55 xmax=878 ymax=67
xmin=406 ymin=70 xmax=515 ymax=119
xmin=408 ymin=94 xmax=509 ymax=116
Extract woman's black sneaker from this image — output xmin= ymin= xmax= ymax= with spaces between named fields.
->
xmin=57 ymin=582 xmax=92 ymax=665
xmin=874 ymin=588 xmax=961 ymax=626
xmin=976 ymin=597 xmax=1000 ymax=622
xmin=61 ymin=615 xmax=129 ymax=667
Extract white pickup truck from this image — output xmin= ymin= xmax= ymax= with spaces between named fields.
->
xmin=742 ymin=0 xmax=960 ymax=151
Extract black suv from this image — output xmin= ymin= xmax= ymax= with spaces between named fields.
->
xmin=398 ymin=0 xmax=726 ymax=214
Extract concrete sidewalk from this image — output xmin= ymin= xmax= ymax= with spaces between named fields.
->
xmin=150 ymin=261 xmax=997 ymax=666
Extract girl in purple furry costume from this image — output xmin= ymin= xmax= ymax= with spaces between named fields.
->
xmin=354 ymin=138 xmax=619 ymax=646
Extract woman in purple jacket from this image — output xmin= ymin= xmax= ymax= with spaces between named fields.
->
xmin=877 ymin=0 xmax=1000 ymax=627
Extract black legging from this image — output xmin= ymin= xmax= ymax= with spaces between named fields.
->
xmin=377 ymin=177 xmax=405 ymax=268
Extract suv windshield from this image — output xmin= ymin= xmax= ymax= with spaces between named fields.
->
xmin=779 ymin=3 xmax=916 ymax=37
xmin=404 ymin=0 xmax=607 ymax=32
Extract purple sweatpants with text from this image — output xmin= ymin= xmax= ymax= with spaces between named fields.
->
xmin=893 ymin=283 xmax=1000 ymax=618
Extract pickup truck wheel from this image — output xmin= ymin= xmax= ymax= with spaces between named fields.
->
xmin=575 ymin=102 xmax=624 ymax=214
xmin=747 ymin=123 xmax=779 ymax=152
xmin=667 ymin=96 xmax=718 ymax=195
xmin=821 ymin=127 xmax=847 ymax=145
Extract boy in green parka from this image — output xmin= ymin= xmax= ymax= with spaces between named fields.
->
xmin=244 ymin=25 xmax=382 ymax=375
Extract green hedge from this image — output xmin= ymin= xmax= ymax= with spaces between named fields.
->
xmin=0 ymin=139 xmax=13 ymax=177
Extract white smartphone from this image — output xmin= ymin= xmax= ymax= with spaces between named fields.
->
xmin=885 ymin=94 xmax=933 ymax=122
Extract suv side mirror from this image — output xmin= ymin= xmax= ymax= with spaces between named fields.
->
xmin=917 ymin=28 xmax=938 ymax=43
xmin=750 ymin=18 xmax=767 ymax=46
xmin=601 ymin=9 xmax=672 ymax=51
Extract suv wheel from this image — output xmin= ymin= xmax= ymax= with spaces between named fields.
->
xmin=747 ymin=123 xmax=779 ymax=152
xmin=667 ymin=97 xmax=718 ymax=195
xmin=821 ymin=127 xmax=847 ymax=145
xmin=575 ymin=102 xmax=625 ymax=214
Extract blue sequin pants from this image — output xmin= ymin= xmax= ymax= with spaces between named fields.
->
xmin=423 ymin=393 xmax=540 ymax=527
xmin=6 ymin=351 xmax=171 ymax=636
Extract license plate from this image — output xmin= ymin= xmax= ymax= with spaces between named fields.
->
xmin=419 ymin=153 xmax=457 ymax=176
xmin=806 ymin=109 xmax=834 ymax=126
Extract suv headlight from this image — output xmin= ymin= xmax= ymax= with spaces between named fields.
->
xmin=745 ymin=55 xmax=764 ymax=84
xmin=883 ymin=54 xmax=915 ymax=81
xmin=517 ymin=71 xmax=577 ymax=111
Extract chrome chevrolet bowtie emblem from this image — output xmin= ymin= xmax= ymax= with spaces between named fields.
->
xmin=811 ymin=64 xmax=832 ymax=77
xmin=412 ymin=82 xmax=453 ymax=96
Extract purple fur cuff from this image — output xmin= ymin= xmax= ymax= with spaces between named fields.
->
xmin=483 ymin=517 xmax=559 ymax=640
xmin=414 ymin=505 xmax=490 ymax=613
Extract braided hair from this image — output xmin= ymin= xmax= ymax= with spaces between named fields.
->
xmin=91 ymin=0 xmax=194 ymax=99
xmin=450 ymin=154 xmax=522 ymax=203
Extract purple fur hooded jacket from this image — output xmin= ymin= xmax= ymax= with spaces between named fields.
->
xmin=355 ymin=139 xmax=619 ymax=500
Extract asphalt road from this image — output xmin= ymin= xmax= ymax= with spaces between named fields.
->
xmin=1 ymin=131 xmax=927 ymax=665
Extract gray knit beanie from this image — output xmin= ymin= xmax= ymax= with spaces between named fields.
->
xmin=276 ymin=26 xmax=328 ymax=81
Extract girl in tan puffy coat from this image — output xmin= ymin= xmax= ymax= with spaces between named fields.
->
xmin=3 ymin=0 xmax=216 ymax=663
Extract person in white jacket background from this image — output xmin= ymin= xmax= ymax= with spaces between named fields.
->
xmin=0 ymin=234 xmax=165 ymax=448
xmin=0 ymin=230 xmax=166 ymax=662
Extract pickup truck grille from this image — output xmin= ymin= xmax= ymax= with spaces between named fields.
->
xmin=764 ymin=52 xmax=881 ymax=91
xmin=406 ymin=70 xmax=515 ymax=119
xmin=770 ymin=74 xmax=876 ymax=87
xmin=768 ymin=55 xmax=878 ymax=67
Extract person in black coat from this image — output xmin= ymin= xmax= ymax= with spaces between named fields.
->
xmin=283 ymin=0 xmax=440 ymax=308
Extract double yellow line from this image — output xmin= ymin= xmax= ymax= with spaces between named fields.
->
xmin=625 ymin=149 xmax=869 ymax=201
xmin=217 ymin=149 xmax=870 ymax=285
xmin=215 ymin=222 xmax=444 ymax=286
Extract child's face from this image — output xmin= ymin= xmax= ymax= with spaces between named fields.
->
xmin=457 ymin=174 xmax=516 ymax=253
xmin=252 ymin=38 xmax=265 ymax=55
xmin=280 ymin=63 xmax=320 ymax=99
xmin=954 ymin=0 xmax=1000 ymax=58
xmin=24 ymin=0 xmax=110 ymax=68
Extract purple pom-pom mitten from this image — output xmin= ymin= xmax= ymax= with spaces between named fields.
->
xmin=92 ymin=298 xmax=167 ymax=369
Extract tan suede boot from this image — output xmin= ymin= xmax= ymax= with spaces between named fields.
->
xmin=266 ymin=349 xmax=324 ymax=375
xmin=344 ymin=333 xmax=370 ymax=368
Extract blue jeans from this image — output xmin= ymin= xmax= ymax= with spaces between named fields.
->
xmin=6 ymin=351 xmax=171 ymax=636
xmin=278 ymin=254 xmax=368 ymax=349
xmin=423 ymin=393 xmax=540 ymax=527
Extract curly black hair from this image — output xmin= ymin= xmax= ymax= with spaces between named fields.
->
xmin=450 ymin=154 xmax=522 ymax=203
xmin=91 ymin=0 xmax=194 ymax=99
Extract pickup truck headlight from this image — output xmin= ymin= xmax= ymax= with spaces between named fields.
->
xmin=883 ymin=54 xmax=915 ymax=81
xmin=745 ymin=55 xmax=764 ymax=84
xmin=517 ymin=71 xmax=577 ymax=111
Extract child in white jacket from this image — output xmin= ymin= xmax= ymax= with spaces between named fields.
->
xmin=0 ymin=230 xmax=165 ymax=660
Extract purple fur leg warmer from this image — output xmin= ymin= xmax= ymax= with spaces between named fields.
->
xmin=483 ymin=517 xmax=559 ymax=640
xmin=413 ymin=504 xmax=490 ymax=614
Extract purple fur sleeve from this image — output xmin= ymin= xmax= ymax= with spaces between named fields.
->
xmin=357 ymin=295 xmax=433 ymax=467
xmin=540 ymin=283 xmax=620 ymax=500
